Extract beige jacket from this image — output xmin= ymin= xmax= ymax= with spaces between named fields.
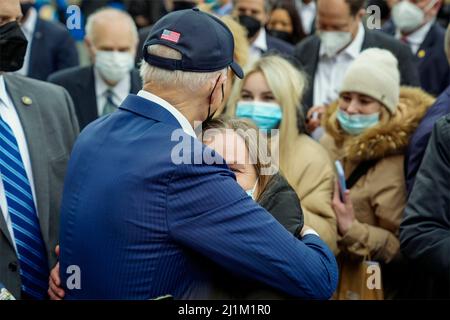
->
xmin=320 ymin=87 xmax=435 ymax=263
xmin=283 ymin=134 xmax=338 ymax=254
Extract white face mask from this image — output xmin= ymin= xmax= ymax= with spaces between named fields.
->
xmin=319 ymin=31 xmax=353 ymax=57
xmin=95 ymin=50 xmax=134 ymax=83
xmin=391 ymin=0 xmax=438 ymax=33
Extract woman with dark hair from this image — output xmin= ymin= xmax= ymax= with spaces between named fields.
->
xmin=266 ymin=0 xmax=306 ymax=45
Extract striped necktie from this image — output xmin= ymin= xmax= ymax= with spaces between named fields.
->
xmin=0 ymin=113 xmax=49 ymax=300
xmin=102 ymin=89 xmax=118 ymax=116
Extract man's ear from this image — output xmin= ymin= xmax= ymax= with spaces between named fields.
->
xmin=210 ymin=72 xmax=228 ymax=105
xmin=356 ymin=8 xmax=366 ymax=22
xmin=85 ymin=38 xmax=96 ymax=63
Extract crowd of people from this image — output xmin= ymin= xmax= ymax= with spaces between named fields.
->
xmin=0 ymin=0 xmax=449 ymax=300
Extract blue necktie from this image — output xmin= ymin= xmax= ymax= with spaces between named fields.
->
xmin=0 ymin=114 xmax=49 ymax=300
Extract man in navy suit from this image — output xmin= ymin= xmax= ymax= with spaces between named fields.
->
xmin=233 ymin=0 xmax=294 ymax=61
xmin=383 ymin=0 xmax=450 ymax=97
xmin=56 ymin=8 xmax=338 ymax=300
xmin=48 ymin=8 xmax=142 ymax=130
xmin=16 ymin=0 xmax=79 ymax=81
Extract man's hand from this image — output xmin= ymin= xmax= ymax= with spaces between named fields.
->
xmin=332 ymin=180 xmax=356 ymax=236
xmin=48 ymin=245 xmax=65 ymax=300
xmin=306 ymin=105 xmax=326 ymax=134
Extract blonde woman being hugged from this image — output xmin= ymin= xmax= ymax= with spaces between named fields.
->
xmin=227 ymin=55 xmax=338 ymax=253
xmin=320 ymin=48 xmax=435 ymax=298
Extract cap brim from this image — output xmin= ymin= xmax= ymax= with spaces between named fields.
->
xmin=230 ymin=61 xmax=244 ymax=79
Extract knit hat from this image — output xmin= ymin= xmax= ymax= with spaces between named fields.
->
xmin=340 ymin=48 xmax=400 ymax=113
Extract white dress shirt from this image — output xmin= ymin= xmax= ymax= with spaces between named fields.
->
xmin=395 ymin=20 xmax=434 ymax=55
xmin=0 ymin=75 xmax=38 ymax=252
xmin=15 ymin=7 xmax=38 ymax=76
xmin=313 ymin=23 xmax=365 ymax=107
xmin=296 ymin=0 xmax=316 ymax=35
xmin=137 ymin=90 xmax=197 ymax=138
xmin=249 ymin=28 xmax=268 ymax=63
xmin=94 ymin=68 xmax=131 ymax=116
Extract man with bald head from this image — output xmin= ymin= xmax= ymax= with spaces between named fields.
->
xmin=48 ymin=8 xmax=142 ymax=130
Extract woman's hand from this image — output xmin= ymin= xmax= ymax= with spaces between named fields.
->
xmin=48 ymin=245 xmax=65 ymax=300
xmin=332 ymin=180 xmax=356 ymax=236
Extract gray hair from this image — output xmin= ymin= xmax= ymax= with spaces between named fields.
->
xmin=140 ymin=44 xmax=227 ymax=92
xmin=85 ymin=8 xmax=138 ymax=45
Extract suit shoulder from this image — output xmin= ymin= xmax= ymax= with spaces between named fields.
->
xmin=294 ymin=35 xmax=320 ymax=56
xmin=7 ymin=74 xmax=67 ymax=95
xmin=38 ymin=18 xmax=72 ymax=36
xmin=48 ymin=66 xmax=92 ymax=83
xmin=365 ymin=29 xmax=406 ymax=51
xmin=267 ymin=35 xmax=294 ymax=53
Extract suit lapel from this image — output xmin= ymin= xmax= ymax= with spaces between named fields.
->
xmin=28 ymin=18 xmax=43 ymax=78
xmin=3 ymin=75 xmax=51 ymax=247
xmin=0 ymin=207 xmax=14 ymax=248
xmin=416 ymin=23 xmax=436 ymax=66
xmin=304 ymin=38 xmax=320 ymax=108
xmin=77 ymin=67 xmax=98 ymax=126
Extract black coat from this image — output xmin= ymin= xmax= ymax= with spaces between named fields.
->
xmin=211 ymin=173 xmax=304 ymax=299
xmin=293 ymin=28 xmax=421 ymax=113
xmin=258 ymin=173 xmax=304 ymax=237
xmin=400 ymin=115 xmax=450 ymax=299
xmin=48 ymin=66 xmax=142 ymax=130
xmin=28 ymin=18 xmax=79 ymax=81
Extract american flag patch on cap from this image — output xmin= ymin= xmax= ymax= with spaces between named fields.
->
xmin=161 ymin=29 xmax=181 ymax=43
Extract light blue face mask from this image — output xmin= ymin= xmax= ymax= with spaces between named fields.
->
xmin=246 ymin=179 xmax=258 ymax=200
xmin=337 ymin=109 xmax=380 ymax=135
xmin=236 ymin=101 xmax=282 ymax=130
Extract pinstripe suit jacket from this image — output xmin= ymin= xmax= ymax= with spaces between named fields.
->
xmin=59 ymin=93 xmax=338 ymax=300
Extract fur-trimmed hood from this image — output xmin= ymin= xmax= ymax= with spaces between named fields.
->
xmin=322 ymin=87 xmax=435 ymax=162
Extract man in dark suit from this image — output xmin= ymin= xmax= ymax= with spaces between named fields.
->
xmin=16 ymin=0 xmax=79 ymax=81
xmin=233 ymin=0 xmax=294 ymax=60
xmin=294 ymin=0 xmax=420 ymax=129
xmin=383 ymin=0 xmax=450 ymax=97
xmin=48 ymin=8 xmax=141 ymax=130
xmin=55 ymin=8 xmax=338 ymax=300
xmin=0 ymin=0 xmax=79 ymax=299
xmin=405 ymin=24 xmax=450 ymax=195
xmin=400 ymin=114 xmax=450 ymax=299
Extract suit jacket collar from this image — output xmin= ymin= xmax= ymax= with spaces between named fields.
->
xmin=1 ymin=74 xmax=51 ymax=249
xmin=119 ymin=93 xmax=191 ymax=135
xmin=418 ymin=22 xmax=441 ymax=53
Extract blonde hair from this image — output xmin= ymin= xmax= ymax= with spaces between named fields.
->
xmin=220 ymin=15 xmax=250 ymax=68
xmin=140 ymin=44 xmax=227 ymax=92
xmin=227 ymin=55 xmax=306 ymax=175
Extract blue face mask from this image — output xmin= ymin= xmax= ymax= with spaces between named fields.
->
xmin=337 ymin=109 xmax=380 ymax=135
xmin=236 ymin=101 xmax=282 ymax=130
xmin=246 ymin=179 xmax=258 ymax=200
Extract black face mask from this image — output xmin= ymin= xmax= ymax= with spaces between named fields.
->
xmin=238 ymin=15 xmax=261 ymax=39
xmin=0 ymin=21 xmax=28 ymax=72
xmin=20 ymin=3 xmax=34 ymax=16
xmin=267 ymin=29 xmax=294 ymax=44
xmin=204 ymin=76 xmax=224 ymax=126
xmin=172 ymin=1 xmax=196 ymax=11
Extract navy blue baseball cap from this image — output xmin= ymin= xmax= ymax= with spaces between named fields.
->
xmin=142 ymin=8 xmax=244 ymax=79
